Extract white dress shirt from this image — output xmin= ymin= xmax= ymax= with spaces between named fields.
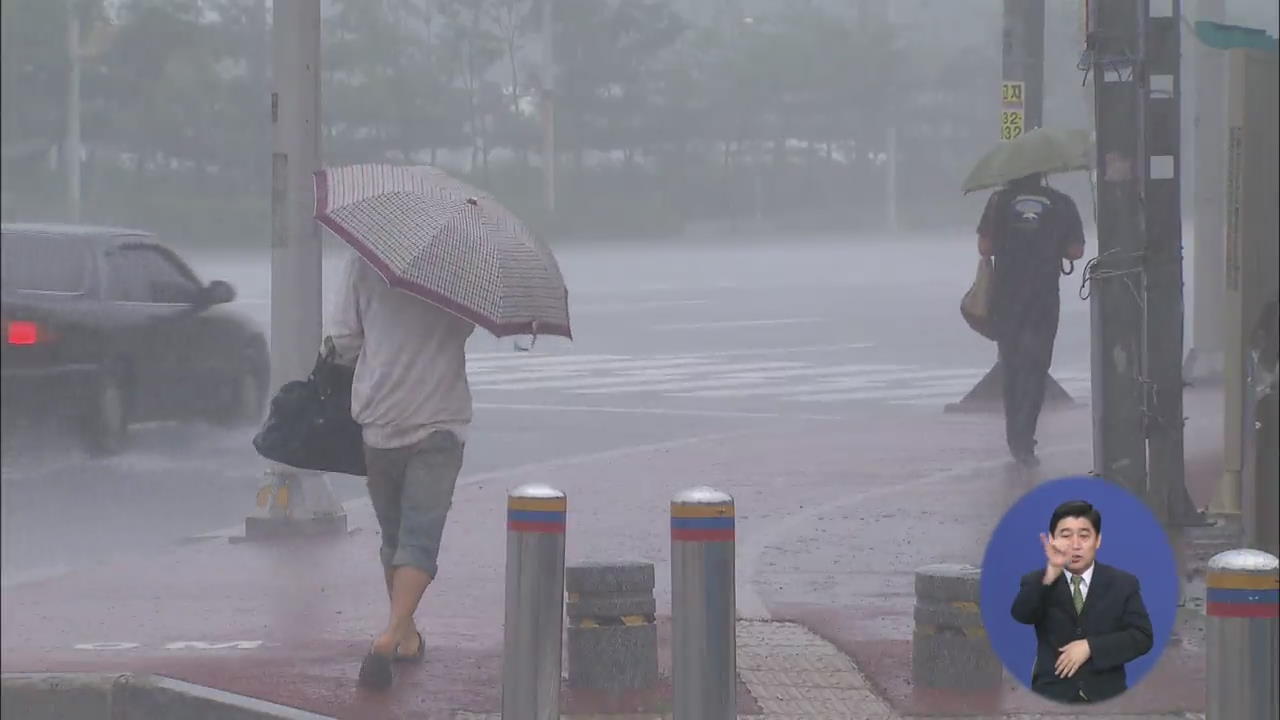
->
xmin=1067 ymin=562 xmax=1095 ymax=603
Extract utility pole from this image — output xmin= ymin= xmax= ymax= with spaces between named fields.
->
xmin=1088 ymin=0 xmax=1149 ymax=501
xmin=886 ymin=125 xmax=898 ymax=234
xmin=946 ymin=0 xmax=1074 ymax=414
xmin=65 ymin=0 xmax=81 ymax=222
xmin=243 ymin=0 xmax=345 ymax=540
xmin=540 ymin=0 xmax=556 ymax=217
xmin=1184 ymin=0 xmax=1227 ymax=381
xmin=1142 ymin=0 xmax=1193 ymax=525
xmin=271 ymin=0 xmax=323 ymax=389
xmin=1004 ymin=0 xmax=1045 ymax=130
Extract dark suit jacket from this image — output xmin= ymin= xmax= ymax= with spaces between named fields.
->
xmin=1010 ymin=562 xmax=1154 ymax=703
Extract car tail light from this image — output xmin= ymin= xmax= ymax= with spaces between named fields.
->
xmin=6 ymin=320 xmax=41 ymax=345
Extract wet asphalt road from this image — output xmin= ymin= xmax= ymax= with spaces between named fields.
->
xmin=0 ymin=233 xmax=1098 ymax=586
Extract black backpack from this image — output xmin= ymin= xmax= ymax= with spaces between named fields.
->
xmin=252 ymin=338 xmax=366 ymax=476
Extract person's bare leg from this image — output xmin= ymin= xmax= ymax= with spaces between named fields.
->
xmin=383 ymin=567 xmax=394 ymax=599
xmin=371 ymin=565 xmax=432 ymax=656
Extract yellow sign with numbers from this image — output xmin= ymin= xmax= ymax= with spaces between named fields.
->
xmin=1001 ymin=110 xmax=1024 ymax=141
xmin=1001 ymin=81 xmax=1025 ymax=107
xmin=1001 ymin=80 xmax=1025 ymax=141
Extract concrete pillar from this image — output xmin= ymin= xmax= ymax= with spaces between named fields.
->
xmin=565 ymin=561 xmax=659 ymax=690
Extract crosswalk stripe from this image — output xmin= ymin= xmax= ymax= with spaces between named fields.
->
xmin=471 ymin=357 xmax=715 ymax=375
xmin=573 ymin=377 xmax=777 ymax=394
xmin=788 ymin=380 xmax=1000 ymax=403
xmin=669 ymin=368 xmax=980 ymax=398
xmin=474 ymin=361 xmax=808 ymax=391
xmin=467 ymin=354 xmax=628 ymax=369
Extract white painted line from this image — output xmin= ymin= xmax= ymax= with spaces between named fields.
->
xmin=474 ymin=360 xmax=806 ymax=390
xmin=474 ymin=371 xmax=694 ymax=391
xmin=655 ymin=318 xmax=822 ymax=330
xmin=469 ymin=358 xmax=715 ymax=377
xmin=788 ymin=380 xmax=983 ymax=403
xmin=674 ymin=368 xmax=985 ymax=399
xmin=475 ymin=402 xmax=842 ymax=421
xmin=574 ymin=299 xmax=710 ymax=313
xmin=667 ymin=343 xmax=875 ymax=357
xmin=467 ymin=353 xmax=628 ymax=368
xmin=574 ymin=377 xmax=776 ymax=395
xmin=710 ymin=363 xmax=910 ymax=380
xmin=188 ymin=431 xmax=760 ymax=542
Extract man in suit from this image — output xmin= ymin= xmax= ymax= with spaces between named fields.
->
xmin=1010 ymin=500 xmax=1154 ymax=703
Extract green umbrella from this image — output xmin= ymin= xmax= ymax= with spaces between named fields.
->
xmin=961 ymin=127 xmax=1094 ymax=195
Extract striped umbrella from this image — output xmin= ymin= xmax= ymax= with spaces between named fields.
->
xmin=314 ymin=163 xmax=571 ymax=339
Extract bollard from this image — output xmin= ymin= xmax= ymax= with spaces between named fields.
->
xmin=1205 ymin=548 xmax=1279 ymax=720
xmin=912 ymin=564 xmax=1002 ymax=692
xmin=565 ymin=561 xmax=659 ymax=690
xmin=501 ymin=484 xmax=567 ymax=720
xmin=671 ymin=487 xmax=736 ymax=720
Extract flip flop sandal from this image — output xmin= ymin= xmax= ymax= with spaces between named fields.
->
xmin=358 ymin=648 xmax=394 ymax=690
xmin=394 ymin=630 xmax=425 ymax=663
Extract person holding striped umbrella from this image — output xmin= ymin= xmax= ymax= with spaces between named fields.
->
xmin=314 ymin=164 xmax=571 ymax=690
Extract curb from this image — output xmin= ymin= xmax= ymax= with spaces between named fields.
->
xmin=1 ymin=672 xmax=335 ymax=720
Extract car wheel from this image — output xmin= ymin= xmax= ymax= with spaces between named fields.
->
xmin=83 ymin=372 xmax=128 ymax=456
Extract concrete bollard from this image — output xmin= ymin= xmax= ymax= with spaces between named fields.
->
xmin=1205 ymin=548 xmax=1279 ymax=720
xmin=911 ymin=564 xmax=1003 ymax=692
xmin=565 ymin=561 xmax=659 ymax=690
xmin=671 ymin=487 xmax=736 ymax=720
xmin=501 ymin=484 xmax=567 ymax=720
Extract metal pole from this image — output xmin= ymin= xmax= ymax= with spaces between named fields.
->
xmin=270 ymin=0 xmax=322 ymax=389
xmin=1185 ymin=0 xmax=1227 ymax=381
xmin=1205 ymin=548 xmax=1279 ymax=720
xmin=1142 ymin=0 xmax=1188 ymax=526
xmin=671 ymin=487 xmax=736 ymax=720
xmin=65 ymin=0 xmax=81 ymax=222
xmin=1089 ymin=0 xmax=1149 ymax=499
xmin=540 ymin=0 xmax=556 ymax=217
xmin=501 ymin=484 xmax=566 ymax=720
xmin=886 ymin=125 xmax=898 ymax=233
xmin=242 ymin=0 xmax=346 ymax=541
xmin=1002 ymin=0 xmax=1045 ymax=131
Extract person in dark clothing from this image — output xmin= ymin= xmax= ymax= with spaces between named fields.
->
xmin=977 ymin=173 xmax=1086 ymax=465
xmin=1010 ymin=500 xmax=1154 ymax=704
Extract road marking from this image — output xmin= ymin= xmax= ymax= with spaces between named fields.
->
xmin=73 ymin=641 xmax=263 ymax=651
xmin=474 ymin=402 xmax=843 ymax=421
xmin=467 ymin=353 xmax=628 ymax=367
xmin=572 ymin=376 xmax=776 ymax=395
xmin=164 ymin=640 xmax=263 ymax=650
xmin=654 ymin=318 xmax=822 ymax=330
xmin=574 ymin=299 xmax=710 ymax=313
xmin=476 ymin=362 xmax=813 ymax=392
xmin=189 ymin=431 xmax=762 ymax=541
xmin=75 ymin=643 xmax=142 ymax=650
xmin=667 ymin=367 xmax=961 ymax=399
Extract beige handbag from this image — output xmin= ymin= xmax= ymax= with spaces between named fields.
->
xmin=961 ymin=257 xmax=998 ymax=341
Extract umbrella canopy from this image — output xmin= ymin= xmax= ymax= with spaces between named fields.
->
xmin=961 ymin=128 xmax=1093 ymax=194
xmin=314 ymin=163 xmax=571 ymax=339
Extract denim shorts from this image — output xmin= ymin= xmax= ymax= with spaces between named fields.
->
xmin=363 ymin=430 xmax=465 ymax=578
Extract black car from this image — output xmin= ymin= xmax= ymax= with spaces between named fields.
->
xmin=1 ymin=223 xmax=269 ymax=454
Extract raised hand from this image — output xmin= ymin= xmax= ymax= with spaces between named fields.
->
xmin=1040 ymin=532 xmax=1068 ymax=584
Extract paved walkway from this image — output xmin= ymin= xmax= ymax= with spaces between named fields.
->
xmin=1 ymin=389 xmax=1227 ymax=719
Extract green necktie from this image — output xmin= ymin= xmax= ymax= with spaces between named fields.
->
xmin=1071 ymin=574 xmax=1085 ymax=614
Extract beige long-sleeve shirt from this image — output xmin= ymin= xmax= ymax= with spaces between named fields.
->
xmin=327 ymin=252 xmax=475 ymax=449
